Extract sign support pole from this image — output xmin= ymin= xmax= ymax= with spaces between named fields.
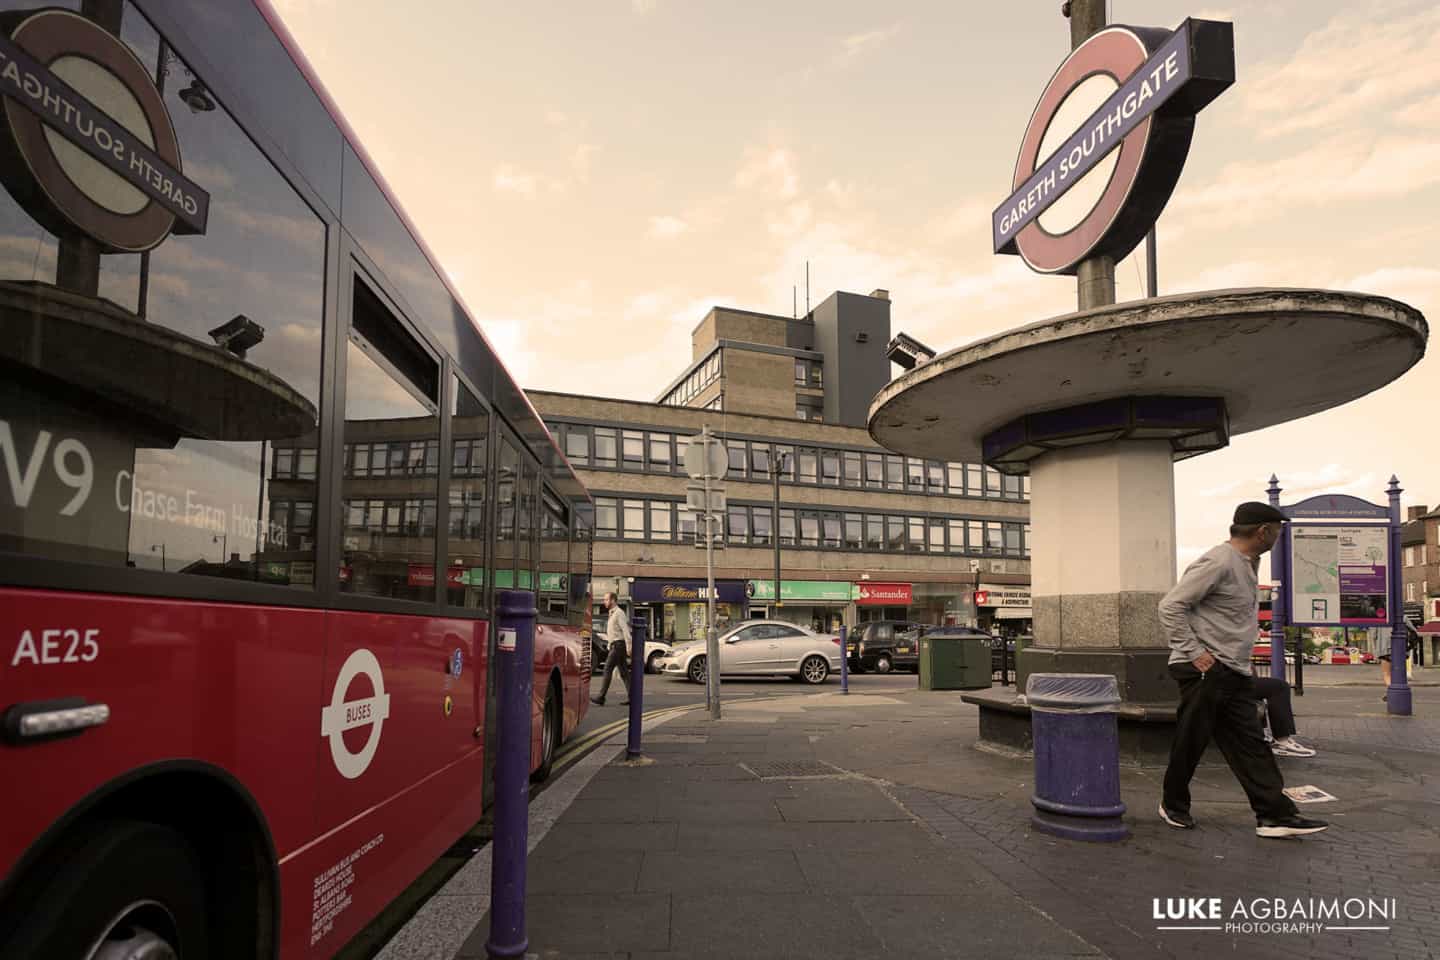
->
xmin=1067 ymin=0 xmax=1116 ymax=311
xmin=1267 ymin=476 xmax=1289 ymax=682
xmin=1387 ymin=476 xmax=1412 ymax=715
xmin=486 ymin=590 xmax=535 ymax=959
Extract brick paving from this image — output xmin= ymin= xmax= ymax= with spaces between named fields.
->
xmin=446 ymin=686 xmax=1440 ymax=959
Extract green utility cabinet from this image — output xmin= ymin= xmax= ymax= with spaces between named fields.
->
xmin=918 ymin=635 xmax=992 ymax=690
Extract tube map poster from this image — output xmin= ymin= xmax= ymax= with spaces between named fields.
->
xmin=1289 ymin=525 xmax=1389 ymax=626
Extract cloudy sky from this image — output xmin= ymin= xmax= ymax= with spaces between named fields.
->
xmin=273 ymin=0 xmax=1437 ymax=576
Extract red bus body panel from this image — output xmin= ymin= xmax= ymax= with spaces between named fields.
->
xmin=0 ymin=588 xmax=586 ymax=957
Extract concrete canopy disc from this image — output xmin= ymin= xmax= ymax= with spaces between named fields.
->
xmin=868 ymin=288 xmax=1427 ymax=462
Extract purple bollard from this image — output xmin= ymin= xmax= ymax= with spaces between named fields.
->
xmin=628 ymin=615 xmax=647 ymax=759
xmin=839 ymin=624 xmax=849 ymax=694
xmin=486 ymin=590 xmax=536 ymax=959
xmin=1028 ymin=673 xmax=1129 ymax=842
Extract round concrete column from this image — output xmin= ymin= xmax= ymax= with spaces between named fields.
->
xmin=1029 ymin=439 xmax=1176 ymax=661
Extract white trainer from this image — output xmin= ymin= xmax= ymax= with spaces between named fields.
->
xmin=1271 ymin=736 xmax=1317 ymax=758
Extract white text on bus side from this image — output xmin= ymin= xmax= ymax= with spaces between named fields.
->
xmin=11 ymin=629 xmax=100 ymax=666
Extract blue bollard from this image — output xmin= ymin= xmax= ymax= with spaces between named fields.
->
xmin=486 ymin=590 xmax=536 ymax=959
xmin=628 ymin=615 xmax=647 ymax=760
xmin=839 ymin=623 xmax=849 ymax=694
xmin=1027 ymin=673 xmax=1128 ymax=842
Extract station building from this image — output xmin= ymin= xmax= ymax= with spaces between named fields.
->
xmin=529 ymin=289 xmax=1034 ymax=643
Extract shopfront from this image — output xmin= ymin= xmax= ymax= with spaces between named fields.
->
xmin=854 ymin=581 xmax=912 ymax=622
xmin=975 ymin=584 xmax=1032 ymax=637
xmin=747 ymin=580 xmax=852 ymax=633
xmin=632 ymin=578 xmax=746 ymax=642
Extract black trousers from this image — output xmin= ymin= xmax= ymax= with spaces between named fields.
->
xmin=596 ymin=641 xmax=630 ymax=700
xmin=1163 ymin=662 xmax=1297 ymax=821
xmin=1253 ymin=675 xmax=1296 ymax=739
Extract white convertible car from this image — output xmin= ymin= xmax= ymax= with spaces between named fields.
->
xmin=654 ymin=620 xmax=843 ymax=684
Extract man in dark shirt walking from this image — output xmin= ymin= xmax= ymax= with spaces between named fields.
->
xmin=1158 ymin=502 xmax=1328 ymax=838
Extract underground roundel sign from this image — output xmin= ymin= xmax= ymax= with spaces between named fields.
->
xmin=991 ymin=18 xmax=1233 ymax=275
xmin=321 ymin=648 xmax=392 ymax=780
xmin=0 ymin=9 xmax=209 ymax=253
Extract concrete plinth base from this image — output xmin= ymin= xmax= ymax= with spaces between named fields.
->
xmin=963 ymin=687 xmax=1179 ymax=765
xmin=1017 ymin=646 xmax=1176 ymax=703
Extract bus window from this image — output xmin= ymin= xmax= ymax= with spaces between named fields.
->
xmin=337 ymin=280 xmax=439 ymax=601
xmin=447 ymin=375 xmax=488 ymax=608
xmin=494 ymin=440 xmax=520 ymax=593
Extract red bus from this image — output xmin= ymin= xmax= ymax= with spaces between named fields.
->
xmin=0 ymin=1 xmax=591 ymax=956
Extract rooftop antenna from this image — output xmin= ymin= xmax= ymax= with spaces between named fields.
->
xmin=805 ymin=260 xmax=810 ymax=315
xmin=792 ymin=286 xmax=797 ymax=319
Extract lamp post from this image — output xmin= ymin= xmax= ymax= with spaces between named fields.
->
xmin=150 ymin=543 xmax=166 ymax=571
xmin=771 ymin=452 xmax=790 ymax=619
xmin=214 ymin=533 xmax=227 ymax=564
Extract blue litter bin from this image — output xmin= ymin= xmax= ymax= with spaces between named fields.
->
xmin=1027 ymin=673 xmax=1128 ymax=842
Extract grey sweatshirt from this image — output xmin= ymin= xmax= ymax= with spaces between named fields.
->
xmin=1158 ymin=542 xmax=1260 ymax=675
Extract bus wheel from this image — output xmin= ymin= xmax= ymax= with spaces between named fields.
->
xmin=532 ymin=683 xmax=561 ymax=782
xmin=3 ymin=820 xmax=208 ymax=959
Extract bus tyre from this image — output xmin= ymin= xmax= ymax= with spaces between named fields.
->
xmin=2 ymin=819 xmax=208 ymax=959
xmin=532 ymin=683 xmax=561 ymax=782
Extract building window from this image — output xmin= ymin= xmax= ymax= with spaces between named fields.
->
xmin=751 ymin=443 xmax=772 ymax=476
xmin=650 ymin=501 xmax=673 ymax=542
xmin=1406 ymin=546 xmax=1416 ymax=567
xmin=779 ymin=509 xmax=797 ymax=546
xmin=594 ymin=428 xmax=618 ymax=468
xmin=843 ymin=452 xmax=862 ymax=487
xmin=623 ymin=500 xmax=645 ymax=540
xmin=648 ymin=433 xmax=672 ymax=472
xmin=926 ymin=461 xmax=944 ymax=491
xmin=727 ymin=441 xmax=748 ymax=479
xmin=1408 ymin=582 xmax=1416 ymax=602
xmin=968 ymin=520 xmax=983 ymax=552
xmin=1022 ymin=475 xmax=1032 ymax=501
xmin=796 ymin=395 xmax=824 ymax=421
xmin=822 ymin=513 xmax=842 ymax=548
xmin=985 ymin=522 xmax=1004 ymax=554
xmin=794 ymin=358 xmax=823 ymax=388
xmin=985 ymin=467 xmax=1003 ymax=498
xmin=728 ymin=505 xmax=749 ymax=545
xmin=906 ymin=458 xmax=925 ymax=490
xmin=1003 ymin=474 xmax=1023 ymax=499
xmin=622 ymin=431 xmax=644 ymax=470
xmin=1024 ymin=523 xmax=1032 ymax=558
xmin=752 ymin=506 xmax=773 ymax=546
xmin=885 ymin=456 xmax=904 ymax=491
xmin=844 ymin=513 xmax=863 ymax=550
xmin=595 ymin=497 xmax=618 ymax=538
xmin=677 ymin=508 xmax=697 ymax=543
xmin=948 ymin=519 xmax=965 ymax=554
xmin=865 ymin=454 xmax=884 ymax=488
xmin=947 ymin=462 xmax=964 ymax=492
xmin=1004 ymin=523 xmax=1022 ymax=554
xmin=929 ymin=517 xmax=946 ymax=553
xmin=799 ymin=511 xmax=820 ymax=547
xmin=798 ymin=448 xmax=818 ymax=484
xmin=908 ymin=517 xmax=926 ymax=553
xmin=887 ymin=515 xmax=906 ymax=551
xmin=775 ymin=444 xmax=796 ymax=481
xmin=794 ymin=358 xmax=807 ymax=386
xmin=821 ymin=450 xmax=841 ymax=486
xmin=865 ymin=515 xmax=884 ymax=551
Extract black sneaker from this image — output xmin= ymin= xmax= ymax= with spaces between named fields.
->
xmin=1158 ymin=803 xmax=1196 ymax=829
xmin=590 ymin=696 xmax=605 ymax=706
xmin=1256 ymin=815 xmax=1329 ymax=838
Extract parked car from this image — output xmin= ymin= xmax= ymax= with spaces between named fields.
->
xmin=590 ymin=617 xmax=671 ymax=674
xmin=1301 ymin=651 xmax=1321 ymax=665
xmin=1328 ymin=648 xmax=1350 ymax=664
xmin=851 ymin=620 xmax=922 ymax=673
xmin=654 ymin=620 xmax=842 ymax=684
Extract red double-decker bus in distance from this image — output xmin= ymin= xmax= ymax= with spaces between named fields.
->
xmin=0 ymin=2 xmax=591 ymax=956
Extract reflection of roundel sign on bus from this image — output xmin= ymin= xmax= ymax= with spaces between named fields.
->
xmin=0 ymin=9 xmax=209 ymax=252
xmin=320 ymin=648 xmax=392 ymax=780
xmin=991 ymin=18 xmax=1233 ymax=275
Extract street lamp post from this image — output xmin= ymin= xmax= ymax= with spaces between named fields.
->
xmin=771 ymin=452 xmax=789 ymax=619
xmin=150 ymin=543 xmax=166 ymax=571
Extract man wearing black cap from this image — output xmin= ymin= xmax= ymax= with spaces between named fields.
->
xmin=1157 ymin=501 xmax=1329 ymax=838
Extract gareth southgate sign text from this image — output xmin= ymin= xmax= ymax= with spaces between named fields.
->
xmin=992 ymin=18 xmax=1233 ymax=275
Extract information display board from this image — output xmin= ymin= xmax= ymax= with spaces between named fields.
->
xmin=1289 ymin=524 xmax=1389 ymax=626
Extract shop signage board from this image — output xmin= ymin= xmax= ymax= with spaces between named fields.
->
xmin=746 ymin=580 xmax=853 ymax=603
xmin=632 ymin=578 xmax=746 ymax=604
xmin=975 ymin=585 xmax=1032 ymax=609
xmin=853 ymin=582 xmax=913 ymax=606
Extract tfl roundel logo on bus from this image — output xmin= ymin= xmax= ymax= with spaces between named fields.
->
xmin=320 ymin=648 xmax=392 ymax=780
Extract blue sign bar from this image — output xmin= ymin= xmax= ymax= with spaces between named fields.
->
xmin=992 ymin=23 xmax=1193 ymax=254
